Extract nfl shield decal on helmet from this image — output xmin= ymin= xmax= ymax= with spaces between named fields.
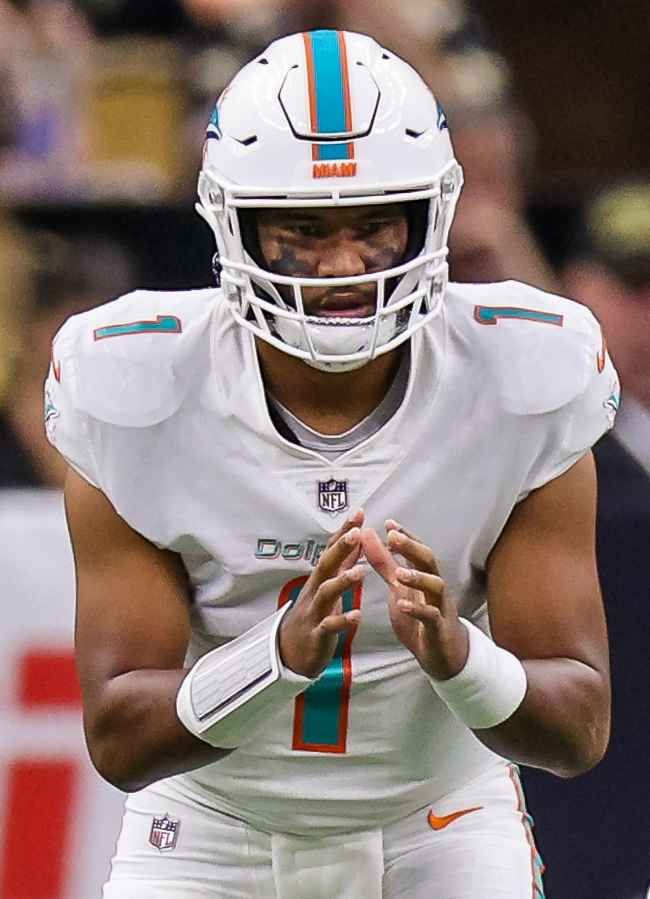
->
xmin=149 ymin=814 xmax=180 ymax=852
xmin=318 ymin=479 xmax=349 ymax=513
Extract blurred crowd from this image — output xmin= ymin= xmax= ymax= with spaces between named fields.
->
xmin=0 ymin=1 xmax=649 ymax=897
xmin=0 ymin=0 xmax=548 ymax=206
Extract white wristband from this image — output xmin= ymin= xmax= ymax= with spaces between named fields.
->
xmin=429 ymin=619 xmax=528 ymax=730
xmin=176 ymin=605 xmax=314 ymax=749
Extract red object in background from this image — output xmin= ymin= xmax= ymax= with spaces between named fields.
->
xmin=18 ymin=649 xmax=82 ymax=709
xmin=0 ymin=649 xmax=81 ymax=898
xmin=0 ymin=759 xmax=79 ymax=899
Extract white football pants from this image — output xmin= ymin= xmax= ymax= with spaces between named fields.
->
xmin=103 ymin=764 xmax=544 ymax=899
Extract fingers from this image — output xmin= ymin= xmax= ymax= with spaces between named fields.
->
xmin=306 ymin=517 xmax=444 ymax=625
xmin=320 ymin=509 xmax=365 ymax=572
xmin=360 ymin=527 xmax=398 ymax=584
xmin=384 ymin=519 xmax=446 ymax=610
xmin=339 ymin=538 xmax=363 ymax=572
xmin=316 ymin=605 xmax=362 ymax=636
xmin=312 ymin=526 xmax=362 ymax=587
xmin=326 ymin=508 xmax=365 ymax=550
xmin=394 ymin=566 xmax=445 ymax=611
xmin=385 ymin=519 xmax=422 ymax=543
xmin=294 ymin=518 xmax=365 ymax=627
xmin=280 ymin=539 xmax=363 ymax=677
xmin=310 ymin=564 xmax=365 ymax=622
xmin=386 ymin=519 xmax=442 ymax=578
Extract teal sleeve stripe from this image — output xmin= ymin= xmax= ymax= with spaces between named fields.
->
xmin=93 ymin=316 xmax=182 ymax=340
xmin=474 ymin=306 xmax=564 ymax=326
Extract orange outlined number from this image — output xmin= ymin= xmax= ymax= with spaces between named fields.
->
xmin=278 ymin=576 xmax=361 ymax=753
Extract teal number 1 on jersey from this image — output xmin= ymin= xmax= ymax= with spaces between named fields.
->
xmin=278 ymin=577 xmax=362 ymax=753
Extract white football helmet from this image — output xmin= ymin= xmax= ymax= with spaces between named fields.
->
xmin=197 ymin=30 xmax=463 ymax=371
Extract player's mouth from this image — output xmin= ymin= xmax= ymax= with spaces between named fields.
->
xmin=311 ymin=292 xmax=375 ymax=319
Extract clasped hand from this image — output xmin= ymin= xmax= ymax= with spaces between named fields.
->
xmin=278 ymin=510 xmax=469 ymax=681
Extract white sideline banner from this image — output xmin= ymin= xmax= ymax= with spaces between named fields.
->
xmin=0 ymin=489 xmax=125 ymax=899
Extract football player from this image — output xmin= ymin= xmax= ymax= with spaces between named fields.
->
xmin=46 ymin=30 xmax=617 ymax=899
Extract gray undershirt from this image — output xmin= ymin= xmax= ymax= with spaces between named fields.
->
xmin=268 ymin=349 xmax=410 ymax=460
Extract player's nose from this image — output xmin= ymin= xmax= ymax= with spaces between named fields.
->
xmin=317 ymin=240 xmax=366 ymax=279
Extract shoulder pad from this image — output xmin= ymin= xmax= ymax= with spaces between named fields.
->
xmin=63 ymin=288 xmax=218 ymax=427
xmin=447 ymin=281 xmax=601 ymax=415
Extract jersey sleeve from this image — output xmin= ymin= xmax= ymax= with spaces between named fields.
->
xmin=45 ymin=316 xmax=102 ymax=489
xmin=525 ymin=324 xmax=619 ymax=493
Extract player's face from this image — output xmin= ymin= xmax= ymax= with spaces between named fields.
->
xmin=256 ymin=204 xmax=409 ymax=317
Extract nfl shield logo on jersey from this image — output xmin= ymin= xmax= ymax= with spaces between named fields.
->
xmin=318 ymin=479 xmax=349 ymax=514
xmin=149 ymin=814 xmax=180 ymax=852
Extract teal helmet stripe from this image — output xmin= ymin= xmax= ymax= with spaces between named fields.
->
xmin=317 ymin=142 xmax=352 ymax=161
xmin=305 ymin=30 xmax=354 ymax=163
xmin=309 ymin=30 xmax=349 ymax=135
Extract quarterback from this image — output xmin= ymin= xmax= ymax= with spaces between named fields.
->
xmin=46 ymin=30 xmax=617 ymax=899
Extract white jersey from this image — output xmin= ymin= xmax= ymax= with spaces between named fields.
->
xmin=45 ymin=280 xmax=618 ymax=837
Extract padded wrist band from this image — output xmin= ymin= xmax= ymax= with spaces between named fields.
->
xmin=176 ymin=605 xmax=314 ymax=748
xmin=428 ymin=619 xmax=528 ymax=730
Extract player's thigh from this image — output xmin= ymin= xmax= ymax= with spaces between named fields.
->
xmin=102 ymin=784 xmax=276 ymax=899
xmin=382 ymin=765 xmax=544 ymax=899
xmin=383 ymin=827 xmax=540 ymax=899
